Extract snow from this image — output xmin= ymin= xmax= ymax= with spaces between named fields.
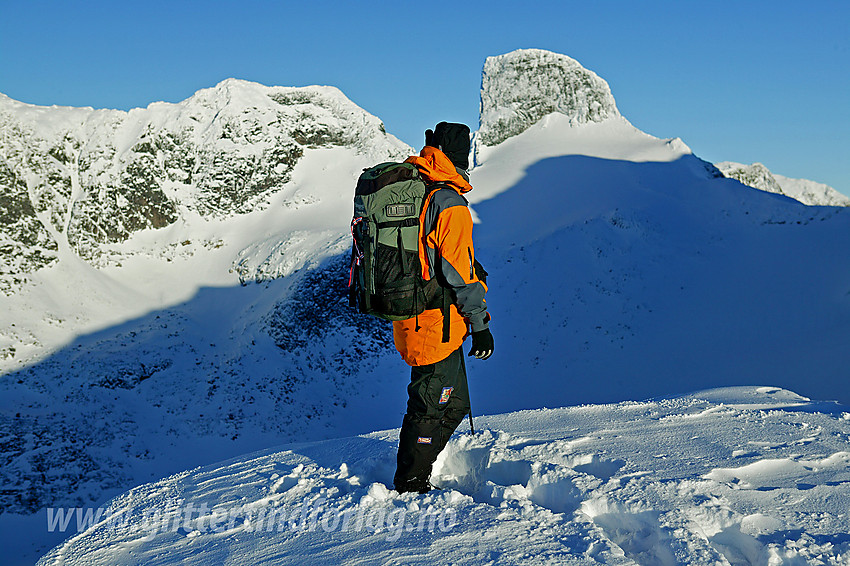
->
xmin=466 ymin=110 xmax=850 ymax=415
xmin=470 ymin=113 xmax=693 ymax=204
xmin=34 ymin=387 xmax=850 ymax=565
xmin=771 ymin=172 xmax=850 ymax=208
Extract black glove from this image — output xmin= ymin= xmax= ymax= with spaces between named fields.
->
xmin=468 ymin=328 xmax=494 ymax=360
xmin=473 ymin=259 xmax=488 ymax=284
xmin=425 ymin=129 xmax=435 ymax=148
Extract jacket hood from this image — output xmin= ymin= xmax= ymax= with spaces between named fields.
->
xmin=405 ymin=146 xmax=473 ymax=194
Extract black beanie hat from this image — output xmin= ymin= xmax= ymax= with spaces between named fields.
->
xmin=425 ymin=122 xmax=471 ymax=170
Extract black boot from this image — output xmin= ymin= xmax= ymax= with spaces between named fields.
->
xmin=394 ymin=414 xmax=441 ymax=492
xmin=394 ymin=477 xmax=433 ymax=494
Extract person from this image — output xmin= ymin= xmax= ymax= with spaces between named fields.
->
xmin=392 ymin=122 xmax=494 ymax=494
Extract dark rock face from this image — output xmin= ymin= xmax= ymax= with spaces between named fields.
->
xmin=0 ymin=157 xmax=58 ymax=293
xmin=267 ymin=254 xmax=393 ymax=356
xmin=266 ymin=255 xmax=395 ymax=408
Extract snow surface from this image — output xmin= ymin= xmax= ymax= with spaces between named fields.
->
xmin=466 ymin=112 xmax=850 ymax=414
xmin=771 ymin=173 xmax=850 ymax=207
xmin=35 ymin=387 xmax=850 ymax=565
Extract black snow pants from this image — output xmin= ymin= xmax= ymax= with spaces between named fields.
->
xmin=394 ymin=346 xmax=470 ymax=492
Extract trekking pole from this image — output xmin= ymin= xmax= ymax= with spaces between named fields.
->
xmin=468 ymin=408 xmax=475 ymax=435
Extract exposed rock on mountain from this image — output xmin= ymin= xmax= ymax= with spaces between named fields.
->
xmin=0 ymin=156 xmax=59 ymax=294
xmin=0 ymin=82 xmax=407 ymax=291
xmin=477 ymin=48 xmax=620 ymax=147
xmin=717 ymin=161 xmax=849 ymax=207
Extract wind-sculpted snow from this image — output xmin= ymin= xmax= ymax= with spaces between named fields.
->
xmin=477 ymin=49 xmax=620 ymax=147
xmin=34 ymin=388 xmax=850 ymax=565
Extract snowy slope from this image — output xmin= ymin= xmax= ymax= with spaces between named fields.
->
xmin=771 ymin=172 xmax=850 ymax=207
xmin=35 ymin=387 xmax=850 ymax=565
xmin=1 ymin=81 xmax=413 ymax=562
xmin=716 ymin=161 xmax=850 ymax=207
xmin=3 ymin=48 xmax=850 ymax=565
xmin=467 ymin=104 xmax=850 ymax=414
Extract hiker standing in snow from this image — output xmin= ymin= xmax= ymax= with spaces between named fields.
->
xmin=392 ymin=123 xmax=493 ymax=493
xmin=350 ymin=121 xmax=493 ymax=494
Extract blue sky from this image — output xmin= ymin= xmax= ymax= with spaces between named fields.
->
xmin=2 ymin=0 xmax=848 ymax=195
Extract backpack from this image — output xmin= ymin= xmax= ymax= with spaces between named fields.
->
xmin=348 ymin=162 xmax=446 ymax=323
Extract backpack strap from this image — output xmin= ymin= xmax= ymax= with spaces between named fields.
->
xmin=441 ymin=288 xmax=451 ymax=343
xmin=375 ymin=218 xmax=419 ymax=229
xmin=420 ymin=181 xmax=463 ymax=344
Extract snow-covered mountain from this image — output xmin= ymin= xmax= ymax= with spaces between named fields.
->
xmin=2 ymin=48 xmax=849 ymax=564
xmin=0 ymin=80 xmax=411 ymax=560
xmin=465 ymin=59 xmax=849 ymax=417
xmin=0 ymin=80 xmax=406 ymax=289
xmin=716 ymin=161 xmax=850 ymax=207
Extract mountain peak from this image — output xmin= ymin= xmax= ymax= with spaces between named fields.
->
xmin=0 ymin=79 xmax=409 ymax=290
xmin=717 ymin=161 xmax=850 ymax=207
xmin=477 ymin=48 xmax=620 ymax=146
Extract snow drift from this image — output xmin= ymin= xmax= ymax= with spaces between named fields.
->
xmin=35 ymin=387 xmax=850 ymax=565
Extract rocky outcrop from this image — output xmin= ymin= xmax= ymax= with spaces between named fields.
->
xmin=717 ymin=161 xmax=849 ymax=207
xmin=0 ymin=82 xmax=407 ymax=291
xmin=477 ymin=48 xmax=620 ymax=147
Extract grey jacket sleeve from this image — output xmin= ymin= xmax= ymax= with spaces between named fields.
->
xmin=426 ymin=189 xmax=489 ymax=332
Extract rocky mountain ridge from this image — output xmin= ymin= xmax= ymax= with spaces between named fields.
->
xmin=717 ymin=161 xmax=849 ymax=207
xmin=0 ymin=81 xmax=408 ymax=293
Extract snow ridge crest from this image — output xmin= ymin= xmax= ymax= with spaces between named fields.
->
xmin=477 ymin=48 xmax=620 ymax=147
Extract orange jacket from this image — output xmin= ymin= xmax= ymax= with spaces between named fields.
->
xmin=392 ymin=147 xmax=489 ymax=366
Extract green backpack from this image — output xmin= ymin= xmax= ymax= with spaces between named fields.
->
xmin=348 ymin=162 xmax=446 ymax=322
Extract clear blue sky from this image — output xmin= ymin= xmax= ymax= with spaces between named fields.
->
xmin=2 ymin=0 xmax=848 ymax=195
